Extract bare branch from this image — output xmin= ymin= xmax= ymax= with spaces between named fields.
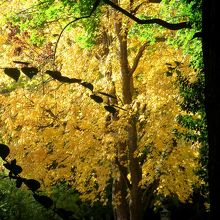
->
xmin=130 ymin=37 xmax=166 ymax=75
xmin=130 ymin=41 xmax=148 ymax=75
xmin=103 ymin=0 xmax=191 ymax=30
xmin=53 ymin=0 xmax=101 ymax=63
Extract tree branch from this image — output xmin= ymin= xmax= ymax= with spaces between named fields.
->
xmin=130 ymin=41 xmax=149 ymax=75
xmin=130 ymin=37 xmax=166 ymax=75
xmin=53 ymin=0 xmax=101 ymax=62
xmin=115 ymin=157 xmax=132 ymax=190
xmin=131 ymin=1 xmax=148 ymax=15
xmin=103 ymin=0 xmax=191 ymax=30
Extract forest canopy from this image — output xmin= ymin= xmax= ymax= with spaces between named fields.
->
xmin=0 ymin=0 xmax=207 ymax=219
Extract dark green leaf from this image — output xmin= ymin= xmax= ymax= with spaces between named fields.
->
xmin=58 ymin=76 xmax=71 ymax=83
xmin=3 ymin=159 xmax=22 ymax=175
xmin=0 ymin=144 xmax=10 ymax=160
xmin=9 ymin=171 xmax=14 ymax=178
xmin=68 ymin=78 xmax=82 ymax=83
xmin=46 ymin=70 xmax=62 ymax=80
xmin=166 ymin=71 xmax=173 ymax=77
xmin=3 ymin=163 xmax=11 ymax=170
xmin=4 ymin=68 xmax=20 ymax=81
xmin=24 ymin=179 xmax=41 ymax=191
xmin=81 ymin=82 xmax=94 ymax=91
xmin=98 ymin=92 xmax=117 ymax=99
xmin=16 ymin=177 xmax=23 ymax=188
xmin=104 ymin=105 xmax=117 ymax=114
xmin=11 ymin=159 xmax=17 ymax=165
xmin=11 ymin=164 xmax=22 ymax=175
xmin=90 ymin=94 xmax=103 ymax=103
xmin=59 ymin=76 xmax=80 ymax=83
xmin=55 ymin=208 xmax=74 ymax=219
xmin=21 ymin=67 xmax=38 ymax=79
xmin=33 ymin=194 xmax=53 ymax=208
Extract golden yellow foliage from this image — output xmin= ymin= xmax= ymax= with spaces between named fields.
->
xmin=0 ymin=0 xmax=202 ymax=208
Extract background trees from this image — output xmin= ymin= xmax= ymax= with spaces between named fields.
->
xmin=0 ymin=0 xmax=208 ymax=219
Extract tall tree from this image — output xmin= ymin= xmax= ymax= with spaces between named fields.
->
xmin=203 ymin=0 xmax=220 ymax=218
xmin=0 ymin=0 xmax=206 ymax=219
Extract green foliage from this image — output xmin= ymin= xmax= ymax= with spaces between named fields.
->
xmin=0 ymin=143 xmax=77 ymax=220
xmin=29 ymin=31 xmax=46 ymax=46
xmin=161 ymin=0 xmax=203 ymax=69
xmin=50 ymin=182 xmax=113 ymax=219
xmin=177 ymin=73 xmax=205 ymax=114
xmin=0 ymin=174 xmax=57 ymax=220
xmin=5 ymin=0 xmax=101 ymax=48
xmin=129 ymin=22 xmax=160 ymax=44
xmin=163 ymin=0 xmax=208 ymax=202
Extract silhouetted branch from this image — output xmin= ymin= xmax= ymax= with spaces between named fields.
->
xmin=103 ymin=0 xmax=191 ymax=30
xmin=53 ymin=0 xmax=101 ymax=62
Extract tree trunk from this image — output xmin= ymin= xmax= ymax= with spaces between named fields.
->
xmin=202 ymin=0 xmax=220 ymax=218
xmin=99 ymin=27 xmax=130 ymax=220
xmin=128 ymin=117 xmax=142 ymax=220
xmin=115 ymin=14 xmax=142 ymax=220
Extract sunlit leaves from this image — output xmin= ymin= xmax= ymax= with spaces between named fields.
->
xmin=0 ymin=0 xmax=203 ymax=210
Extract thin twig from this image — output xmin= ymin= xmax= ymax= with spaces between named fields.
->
xmin=53 ymin=0 xmax=101 ymax=63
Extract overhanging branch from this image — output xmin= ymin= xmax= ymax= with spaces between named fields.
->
xmin=53 ymin=0 xmax=191 ymax=62
xmin=103 ymin=0 xmax=191 ymax=30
